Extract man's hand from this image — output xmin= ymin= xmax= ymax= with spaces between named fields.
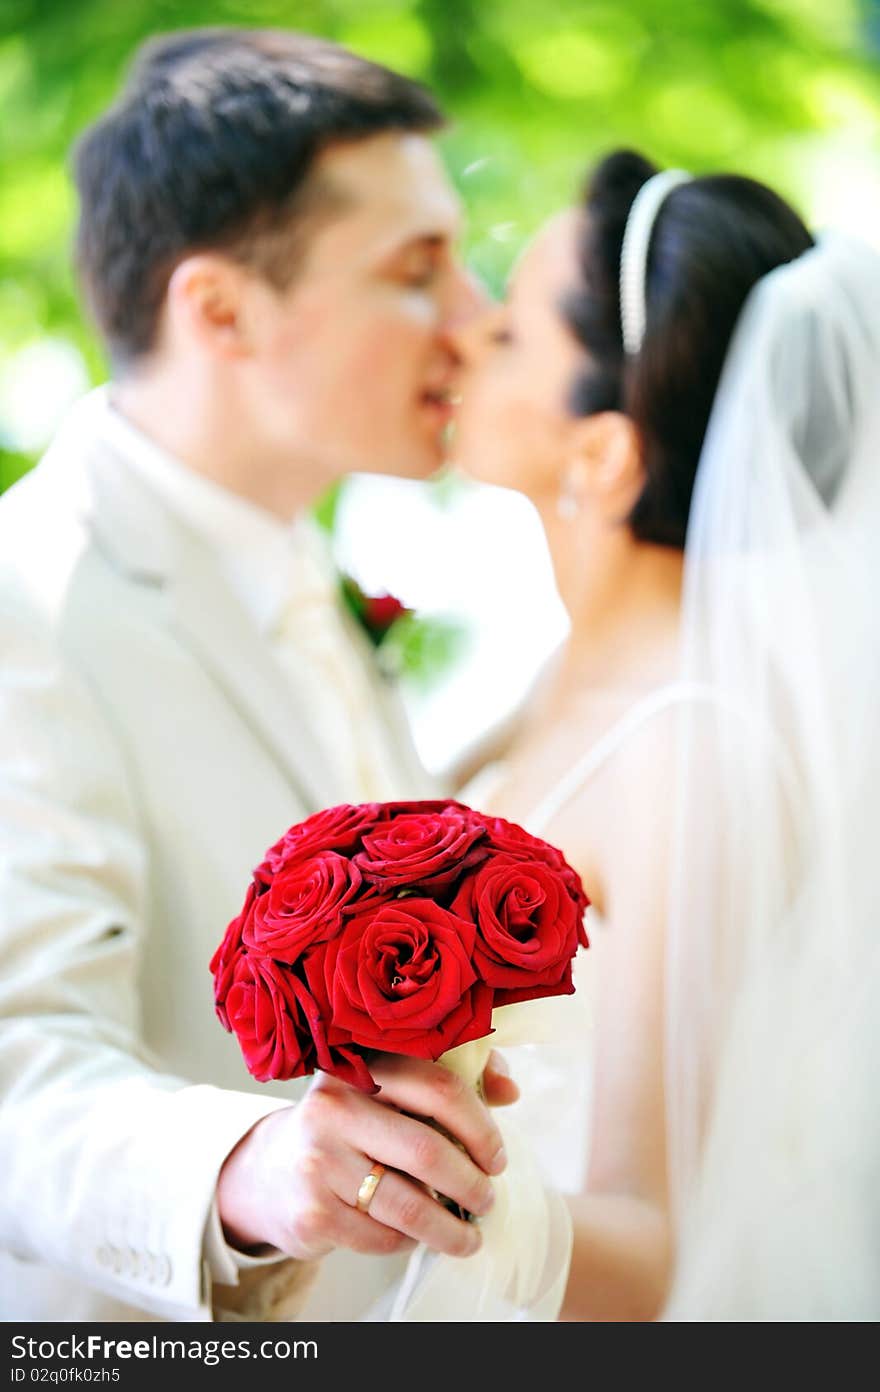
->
xmin=217 ymin=1051 xmax=517 ymax=1263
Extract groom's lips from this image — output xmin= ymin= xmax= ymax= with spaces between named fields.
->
xmin=420 ymin=387 xmax=460 ymax=430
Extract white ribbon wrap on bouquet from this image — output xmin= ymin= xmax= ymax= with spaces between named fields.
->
xmin=364 ymin=1005 xmax=574 ymax=1323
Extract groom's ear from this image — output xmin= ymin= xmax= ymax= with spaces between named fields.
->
xmin=165 ymin=254 xmax=253 ymax=359
xmin=565 ymin=410 xmax=644 ymax=521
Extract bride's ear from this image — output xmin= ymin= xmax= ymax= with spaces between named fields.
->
xmin=563 ymin=411 xmax=644 ymax=521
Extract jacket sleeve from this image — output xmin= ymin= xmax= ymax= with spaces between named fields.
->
xmin=0 ymin=594 xmax=300 ymax=1320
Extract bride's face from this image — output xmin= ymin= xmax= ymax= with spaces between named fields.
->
xmin=451 ymin=211 xmax=588 ymax=500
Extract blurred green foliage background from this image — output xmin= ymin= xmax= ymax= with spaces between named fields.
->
xmin=2 ymin=0 xmax=879 ymax=490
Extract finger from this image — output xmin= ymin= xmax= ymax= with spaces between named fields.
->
xmin=482 ymin=1049 xmax=521 ymax=1107
xmin=330 ymin=1151 xmax=482 ymax=1260
xmin=286 ymin=1194 xmax=417 ymax=1261
xmin=323 ymin=1085 xmax=498 ymax=1219
xmin=341 ymin=1092 xmax=498 ymax=1218
xmin=297 ymin=1073 xmax=497 ymax=1217
xmin=369 ymin=1055 xmax=507 ymax=1175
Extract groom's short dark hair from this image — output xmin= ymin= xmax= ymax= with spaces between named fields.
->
xmin=74 ymin=29 xmax=444 ymax=368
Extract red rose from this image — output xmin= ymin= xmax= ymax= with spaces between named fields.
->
xmin=255 ymin=803 xmax=381 ymax=883
xmin=216 ymin=945 xmax=377 ymax=1092
xmin=375 ymin=799 xmax=472 ymax=819
xmin=452 ymin=855 xmax=581 ymax=1006
xmin=354 ymin=809 xmax=487 ymax=892
xmin=304 ymin=898 xmax=494 ymax=1060
xmin=309 ymin=1035 xmax=379 ymax=1094
xmin=222 ymin=953 xmax=319 ymax=1083
xmin=210 ymin=884 xmax=255 ymax=1029
xmin=472 ymin=813 xmax=590 ymax=946
xmin=243 ymin=852 xmax=362 ymax=961
xmin=363 ymin=592 xmax=409 ymax=635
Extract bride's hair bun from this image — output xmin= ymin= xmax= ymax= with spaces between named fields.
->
xmin=563 ymin=149 xmax=814 ymax=549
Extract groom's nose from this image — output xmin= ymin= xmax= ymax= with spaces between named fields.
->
xmin=442 ymin=265 xmax=491 ymax=334
xmin=446 ymin=296 xmax=503 ymax=368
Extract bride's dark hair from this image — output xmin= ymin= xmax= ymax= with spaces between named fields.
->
xmin=565 ymin=150 xmax=814 ymax=548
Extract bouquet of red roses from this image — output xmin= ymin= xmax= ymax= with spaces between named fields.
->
xmin=211 ymin=799 xmax=589 ymax=1094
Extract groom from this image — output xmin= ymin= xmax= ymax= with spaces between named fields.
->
xmin=0 ymin=29 xmax=512 ymax=1322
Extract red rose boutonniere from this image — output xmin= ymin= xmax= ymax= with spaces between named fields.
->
xmin=340 ymin=575 xmax=411 ymax=646
xmin=339 ymin=575 xmax=466 ymax=687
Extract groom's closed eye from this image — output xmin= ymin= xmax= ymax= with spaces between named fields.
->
xmin=402 ymin=261 xmax=440 ymax=288
xmin=386 ymin=235 xmax=449 ymax=288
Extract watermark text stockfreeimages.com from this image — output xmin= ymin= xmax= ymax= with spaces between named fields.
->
xmin=10 ymin=1334 xmax=317 ymax=1371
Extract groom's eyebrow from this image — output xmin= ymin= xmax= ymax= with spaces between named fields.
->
xmin=383 ymin=230 xmax=460 ymax=263
xmin=407 ymin=233 xmax=452 ymax=252
xmin=373 ymin=234 xmax=438 ymax=271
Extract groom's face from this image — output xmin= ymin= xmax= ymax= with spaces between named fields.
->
xmin=240 ymin=132 xmax=481 ymax=486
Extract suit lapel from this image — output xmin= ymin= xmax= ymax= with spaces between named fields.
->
xmin=83 ymin=431 xmax=329 ymax=813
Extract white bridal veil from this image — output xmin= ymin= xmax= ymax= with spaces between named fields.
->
xmin=664 ymin=233 xmax=880 ymax=1318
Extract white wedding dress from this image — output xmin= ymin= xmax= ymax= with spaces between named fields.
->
xmin=463 ymin=681 xmax=721 ymax=1202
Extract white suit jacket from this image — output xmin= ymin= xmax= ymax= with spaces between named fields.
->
xmin=0 ymin=400 xmax=431 ymax=1321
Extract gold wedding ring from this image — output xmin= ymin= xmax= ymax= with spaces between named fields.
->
xmin=355 ymin=1161 xmax=386 ymax=1215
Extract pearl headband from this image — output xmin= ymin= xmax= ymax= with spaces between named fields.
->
xmin=619 ymin=168 xmax=691 ymax=356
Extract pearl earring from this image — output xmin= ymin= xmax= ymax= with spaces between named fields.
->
xmin=556 ymin=462 xmax=585 ymax=520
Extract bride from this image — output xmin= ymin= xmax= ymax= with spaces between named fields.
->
xmin=450 ymin=150 xmax=880 ymax=1319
